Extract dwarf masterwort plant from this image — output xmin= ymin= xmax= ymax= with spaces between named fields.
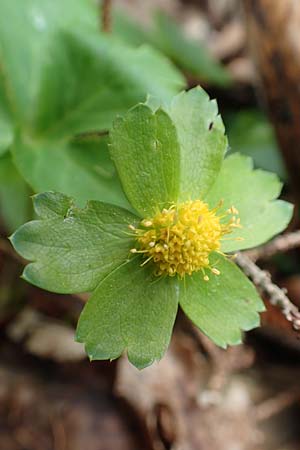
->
xmin=11 ymin=87 xmax=293 ymax=369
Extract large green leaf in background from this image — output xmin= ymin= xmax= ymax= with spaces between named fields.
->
xmin=0 ymin=0 xmax=97 ymax=125
xmin=0 ymin=0 xmax=185 ymax=225
xmin=225 ymin=109 xmax=287 ymax=180
xmin=112 ymin=9 xmax=231 ymax=87
xmin=11 ymin=192 xmax=139 ymax=293
xmin=0 ymin=154 xmax=31 ymax=232
xmin=12 ymin=135 xmax=131 ymax=208
xmin=0 ymin=108 xmax=13 ymax=156
xmin=180 ymin=254 xmax=264 ymax=347
xmin=0 ymin=123 xmax=12 ymax=156
xmin=150 ymin=12 xmax=231 ymax=87
xmin=31 ymin=31 xmax=184 ymax=138
xmin=0 ymin=69 xmax=14 ymax=156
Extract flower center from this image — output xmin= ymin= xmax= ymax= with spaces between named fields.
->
xmin=129 ymin=200 xmax=242 ymax=279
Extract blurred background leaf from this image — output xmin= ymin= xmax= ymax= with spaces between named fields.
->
xmin=112 ymin=9 xmax=232 ymax=87
xmin=0 ymin=0 xmax=185 ymax=232
xmin=0 ymin=154 xmax=31 ymax=232
xmin=225 ymin=109 xmax=287 ymax=180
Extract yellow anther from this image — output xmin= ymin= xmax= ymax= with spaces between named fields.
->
xmin=142 ymin=220 xmax=153 ymax=227
xmin=130 ymin=199 xmax=242 ymax=278
xmin=227 ymin=205 xmax=239 ymax=215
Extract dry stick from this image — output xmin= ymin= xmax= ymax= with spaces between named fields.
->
xmin=245 ymin=231 xmax=300 ymax=262
xmin=101 ymin=0 xmax=112 ymax=33
xmin=73 ymin=130 xmax=109 ymax=141
xmin=254 ymin=389 xmax=300 ymax=422
xmin=235 ymin=252 xmax=300 ymax=331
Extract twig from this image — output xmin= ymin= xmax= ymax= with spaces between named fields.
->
xmin=101 ymin=0 xmax=112 ymax=33
xmin=72 ymin=129 xmax=109 ymax=141
xmin=245 ymin=231 xmax=300 ymax=262
xmin=52 ymin=419 xmax=67 ymax=450
xmin=254 ymin=389 xmax=300 ymax=422
xmin=235 ymin=252 xmax=300 ymax=331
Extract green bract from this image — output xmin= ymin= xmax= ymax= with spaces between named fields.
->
xmin=11 ymin=87 xmax=293 ymax=369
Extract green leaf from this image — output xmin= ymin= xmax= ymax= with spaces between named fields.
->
xmin=31 ymin=31 xmax=184 ymax=138
xmin=112 ymin=9 xmax=151 ymax=47
xmin=0 ymin=154 xmax=31 ymax=232
xmin=1 ymin=0 xmax=184 ymax=206
xmin=168 ymin=87 xmax=227 ymax=200
xmin=0 ymin=109 xmax=13 ymax=156
xmin=10 ymin=192 xmax=139 ymax=293
xmin=110 ymin=87 xmax=227 ymax=216
xmin=179 ymin=254 xmax=264 ymax=347
xmin=110 ymin=104 xmax=181 ymax=217
xmin=112 ymin=9 xmax=231 ymax=87
xmin=0 ymin=123 xmax=12 ymax=156
xmin=225 ymin=109 xmax=287 ymax=180
xmin=0 ymin=0 xmax=97 ymax=124
xmin=150 ymin=12 xmax=232 ymax=87
xmin=76 ymin=258 xmax=178 ymax=369
xmin=11 ymin=29 xmax=184 ymax=205
xmin=0 ymin=77 xmax=14 ymax=156
xmin=206 ymin=154 xmax=293 ymax=252
xmin=12 ymin=135 xmax=131 ymax=209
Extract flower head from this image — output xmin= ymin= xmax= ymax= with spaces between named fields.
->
xmin=130 ymin=200 xmax=241 ymax=279
xmin=11 ymin=87 xmax=293 ymax=369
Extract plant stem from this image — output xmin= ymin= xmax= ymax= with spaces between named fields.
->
xmin=235 ymin=252 xmax=300 ymax=331
xmin=101 ymin=0 xmax=112 ymax=33
xmin=73 ymin=130 xmax=109 ymax=141
xmin=245 ymin=231 xmax=300 ymax=262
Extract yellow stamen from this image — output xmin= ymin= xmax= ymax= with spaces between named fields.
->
xmin=130 ymin=199 xmax=242 ymax=278
xmin=142 ymin=220 xmax=153 ymax=227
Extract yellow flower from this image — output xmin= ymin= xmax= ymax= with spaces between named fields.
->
xmin=130 ymin=199 xmax=242 ymax=279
